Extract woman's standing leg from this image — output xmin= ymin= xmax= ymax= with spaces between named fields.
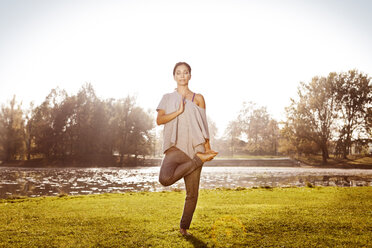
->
xmin=159 ymin=146 xmax=203 ymax=187
xmin=180 ymin=166 xmax=202 ymax=230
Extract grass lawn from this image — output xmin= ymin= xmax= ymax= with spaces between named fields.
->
xmin=1 ymin=187 xmax=371 ymax=247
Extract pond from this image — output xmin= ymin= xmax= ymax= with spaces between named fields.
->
xmin=1 ymin=166 xmax=372 ymax=198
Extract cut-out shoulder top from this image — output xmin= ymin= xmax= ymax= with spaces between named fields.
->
xmin=156 ymin=90 xmax=210 ymax=159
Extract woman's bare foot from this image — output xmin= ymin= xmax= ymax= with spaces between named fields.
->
xmin=205 ymin=149 xmax=218 ymax=155
xmin=196 ymin=152 xmax=217 ymax=163
xmin=180 ymin=228 xmax=192 ymax=236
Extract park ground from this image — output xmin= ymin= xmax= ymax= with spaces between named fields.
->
xmin=1 ymin=186 xmax=371 ymax=247
xmin=294 ymin=154 xmax=372 ymax=169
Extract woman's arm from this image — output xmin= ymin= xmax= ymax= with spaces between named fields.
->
xmin=195 ymin=94 xmax=206 ymax=109
xmin=195 ymin=94 xmax=217 ymax=154
xmin=156 ymin=98 xmax=185 ymax=125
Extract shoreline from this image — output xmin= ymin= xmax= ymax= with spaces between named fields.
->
xmin=1 ymin=159 xmax=372 ymax=169
xmin=1 ymin=184 xmax=371 ymax=201
xmin=2 ymin=155 xmax=370 ymax=169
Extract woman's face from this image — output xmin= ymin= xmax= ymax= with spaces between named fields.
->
xmin=174 ymin=64 xmax=191 ymax=86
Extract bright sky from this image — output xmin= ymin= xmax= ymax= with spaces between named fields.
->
xmin=1 ymin=0 xmax=371 ymax=138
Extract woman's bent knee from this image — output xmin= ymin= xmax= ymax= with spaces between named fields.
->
xmin=159 ymin=176 xmax=173 ymax=186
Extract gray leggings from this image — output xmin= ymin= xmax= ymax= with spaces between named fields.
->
xmin=158 ymin=146 xmax=203 ymax=229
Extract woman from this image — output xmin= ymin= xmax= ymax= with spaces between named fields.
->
xmin=156 ymin=62 xmax=218 ymax=236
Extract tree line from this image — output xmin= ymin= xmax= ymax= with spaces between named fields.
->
xmin=0 ymin=83 xmax=154 ymax=166
xmin=216 ymin=69 xmax=371 ymax=164
xmin=281 ymin=70 xmax=371 ymax=163
xmin=0 ymin=69 xmax=371 ymax=165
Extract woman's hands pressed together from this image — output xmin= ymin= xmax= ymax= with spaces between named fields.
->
xmin=177 ymin=97 xmax=186 ymax=115
xmin=156 ymin=97 xmax=186 ymax=125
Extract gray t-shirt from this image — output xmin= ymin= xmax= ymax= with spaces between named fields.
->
xmin=156 ymin=90 xmax=210 ymax=159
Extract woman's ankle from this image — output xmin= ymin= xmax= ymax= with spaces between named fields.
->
xmin=193 ymin=153 xmax=204 ymax=167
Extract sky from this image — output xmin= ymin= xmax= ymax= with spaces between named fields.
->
xmin=0 ymin=0 xmax=371 ymax=138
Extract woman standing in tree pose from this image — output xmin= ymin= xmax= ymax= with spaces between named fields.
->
xmin=156 ymin=62 xmax=218 ymax=236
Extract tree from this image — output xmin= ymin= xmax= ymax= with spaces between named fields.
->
xmin=110 ymin=96 xmax=136 ymax=165
xmin=278 ymin=121 xmax=298 ymax=155
xmin=224 ymin=120 xmax=241 ymax=157
xmin=237 ymin=102 xmax=279 ymax=155
xmin=265 ymin=119 xmax=279 ymax=155
xmin=127 ymin=107 xmax=154 ymax=164
xmin=30 ymin=87 xmax=70 ymax=160
xmin=73 ymin=83 xmax=99 ymax=162
xmin=0 ymin=82 xmax=166 ymax=166
xmin=285 ymin=74 xmax=337 ymax=164
xmin=207 ymin=116 xmax=218 ymax=146
xmin=0 ymin=96 xmax=26 ymax=161
xmin=366 ymin=107 xmax=372 ymax=138
xmin=333 ymin=70 xmax=372 ymax=158
xmin=24 ymin=102 xmax=35 ymax=160
xmin=278 ymin=119 xmax=319 ymax=156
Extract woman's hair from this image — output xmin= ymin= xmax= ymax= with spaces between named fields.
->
xmin=173 ymin=62 xmax=191 ymax=76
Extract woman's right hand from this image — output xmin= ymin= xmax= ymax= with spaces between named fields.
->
xmin=156 ymin=97 xmax=186 ymax=125
xmin=177 ymin=97 xmax=186 ymax=115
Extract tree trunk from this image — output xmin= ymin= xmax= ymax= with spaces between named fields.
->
xmin=321 ymin=145 xmax=328 ymax=164
xmin=325 ymin=146 xmax=329 ymax=159
xmin=342 ymin=134 xmax=350 ymax=159
xmin=119 ymin=153 xmax=124 ymax=165
xmin=343 ymin=125 xmax=352 ymax=159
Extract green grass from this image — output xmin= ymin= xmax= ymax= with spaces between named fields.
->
xmin=1 ymin=187 xmax=371 ymax=247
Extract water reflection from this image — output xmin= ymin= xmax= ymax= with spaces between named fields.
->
xmin=1 ymin=166 xmax=371 ymax=198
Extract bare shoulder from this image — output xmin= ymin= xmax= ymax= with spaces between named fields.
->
xmin=195 ymin=93 xmax=206 ymax=109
